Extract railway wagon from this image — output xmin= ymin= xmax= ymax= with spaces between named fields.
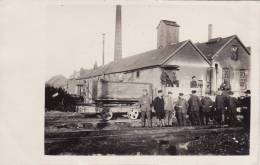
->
xmin=76 ymin=80 xmax=153 ymax=120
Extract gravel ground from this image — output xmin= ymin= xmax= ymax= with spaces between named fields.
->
xmin=45 ymin=111 xmax=249 ymax=155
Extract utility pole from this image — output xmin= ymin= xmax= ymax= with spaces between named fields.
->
xmin=102 ymin=33 xmax=105 ymax=66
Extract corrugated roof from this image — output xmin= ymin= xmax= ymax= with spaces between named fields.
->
xmin=78 ymin=41 xmax=188 ymax=79
xmin=195 ymin=35 xmax=235 ymax=60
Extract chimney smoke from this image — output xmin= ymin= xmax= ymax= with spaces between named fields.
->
xmin=114 ymin=5 xmax=122 ymax=62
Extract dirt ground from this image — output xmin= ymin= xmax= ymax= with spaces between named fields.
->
xmin=45 ymin=111 xmax=249 ymax=155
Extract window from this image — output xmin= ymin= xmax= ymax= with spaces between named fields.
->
xmin=239 ymin=70 xmax=247 ymax=90
xmin=222 ymin=68 xmax=230 ymax=83
xmin=136 ymin=71 xmax=140 ymax=78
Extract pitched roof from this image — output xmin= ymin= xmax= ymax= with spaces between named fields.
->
xmin=195 ymin=35 xmax=235 ymax=60
xmin=78 ymin=40 xmax=194 ymax=79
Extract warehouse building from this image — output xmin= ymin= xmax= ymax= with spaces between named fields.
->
xmin=66 ymin=20 xmax=250 ymax=102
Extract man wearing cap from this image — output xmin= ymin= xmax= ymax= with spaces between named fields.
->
xmin=164 ymin=91 xmax=174 ymax=126
xmin=188 ymin=90 xmax=201 ymax=125
xmin=153 ymin=90 xmax=165 ymax=127
xmin=200 ymin=94 xmax=214 ymax=125
xmin=139 ymin=89 xmax=152 ymax=127
xmin=215 ymin=90 xmax=228 ymax=125
xmin=175 ymin=93 xmax=189 ymax=126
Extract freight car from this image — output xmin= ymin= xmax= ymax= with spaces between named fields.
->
xmin=76 ymin=80 xmax=153 ymax=120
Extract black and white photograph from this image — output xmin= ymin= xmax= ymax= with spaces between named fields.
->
xmin=44 ymin=3 xmax=253 ymax=156
xmin=0 ymin=1 xmax=260 ymax=164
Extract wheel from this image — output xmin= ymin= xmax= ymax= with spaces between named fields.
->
xmin=127 ymin=107 xmax=140 ymax=120
xmin=100 ymin=108 xmax=113 ymax=120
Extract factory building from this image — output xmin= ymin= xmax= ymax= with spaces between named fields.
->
xmin=66 ymin=19 xmax=250 ymax=102
xmin=196 ymin=35 xmax=251 ymax=95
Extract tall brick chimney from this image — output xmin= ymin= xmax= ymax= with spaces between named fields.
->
xmin=157 ymin=20 xmax=179 ymax=49
xmin=114 ymin=5 xmax=122 ymax=62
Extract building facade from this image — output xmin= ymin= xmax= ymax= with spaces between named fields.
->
xmin=67 ymin=20 xmax=250 ymax=101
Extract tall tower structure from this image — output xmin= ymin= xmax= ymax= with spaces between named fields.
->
xmin=102 ymin=33 xmax=105 ymax=65
xmin=114 ymin=5 xmax=122 ymax=62
xmin=157 ymin=20 xmax=179 ymax=49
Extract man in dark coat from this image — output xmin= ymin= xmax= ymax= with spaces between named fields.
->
xmin=215 ymin=90 xmax=228 ymax=125
xmin=153 ymin=90 xmax=165 ymax=127
xmin=200 ymin=94 xmax=214 ymax=125
xmin=188 ymin=90 xmax=201 ymax=125
xmin=226 ymin=91 xmax=237 ymax=126
xmin=139 ymin=89 xmax=152 ymax=127
xmin=175 ymin=93 xmax=189 ymax=126
xmin=241 ymin=90 xmax=250 ymax=131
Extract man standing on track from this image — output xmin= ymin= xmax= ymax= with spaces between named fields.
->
xmin=226 ymin=91 xmax=238 ymax=126
xmin=139 ymin=89 xmax=152 ymax=127
xmin=241 ymin=90 xmax=251 ymax=132
xmin=175 ymin=93 xmax=189 ymax=126
xmin=153 ymin=90 xmax=165 ymax=127
xmin=164 ymin=91 xmax=174 ymax=126
xmin=188 ymin=90 xmax=201 ymax=126
xmin=200 ymin=94 xmax=214 ymax=125
xmin=215 ymin=90 xmax=228 ymax=125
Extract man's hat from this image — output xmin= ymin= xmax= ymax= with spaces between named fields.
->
xmin=192 ymin=76 xmax=196 ymax=79
xmin=158 ymin=90 xmax=163 ymax=93
xmin=168 ymin=91 xmax=172 ymax=94
xmin=191 ymin=90 xmax=197 ymax=94
xmin=245 ymin=90 xmax=251 ymax=94
xmin=179 ymin=93 xmax=184 ymax=96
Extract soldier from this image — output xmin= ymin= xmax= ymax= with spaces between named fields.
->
xmin=215 ymin=90 xmax=228 ymax=125
xmin=153 ymin=90 xmax=165 ymax=127
xmin=188 ymin=90 xmax=201 ymax=125
xmin=164 ymin=91 xmax=174 ymax=126
xmin=226 ymin=91 xmax=237 ymax=126
xmin=139 ymin=89 xmax=152 ymax=127
xmin=200 ymin=94 xmax=214 ymax=125
xmin=175 ymin=93 xmax=189 ymax=126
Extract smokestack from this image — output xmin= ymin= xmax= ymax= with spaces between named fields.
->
xmin=208 ymin=24 xmax=213 ymax=41
xmin=102 ymin=33 xmax=105 ymax=65
xmin=114 ymin=5 xmax=122 ymax=62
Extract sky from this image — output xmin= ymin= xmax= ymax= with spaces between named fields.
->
xmin=45 ymin=3 xmax=259 ymax=80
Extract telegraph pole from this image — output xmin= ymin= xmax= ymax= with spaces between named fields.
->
xmin=102 ymin=33 xmax=105 ymax=66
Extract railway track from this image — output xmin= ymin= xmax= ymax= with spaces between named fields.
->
xmin=45 ymin=126 xmax=244 ymax=143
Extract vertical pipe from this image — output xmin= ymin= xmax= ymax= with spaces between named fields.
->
xmin=208 ymin=24 xmax=213 ymax=41
xmin=102 ymin=33 xmax=105 ymax=65
xmin=114 ymin=5 xmax=122 ymax=62
xmin=215 ymin=63 xmax=218 ymax=92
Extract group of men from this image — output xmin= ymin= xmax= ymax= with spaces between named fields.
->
xmin=138 ymin=88 xmax=251 ymax=129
